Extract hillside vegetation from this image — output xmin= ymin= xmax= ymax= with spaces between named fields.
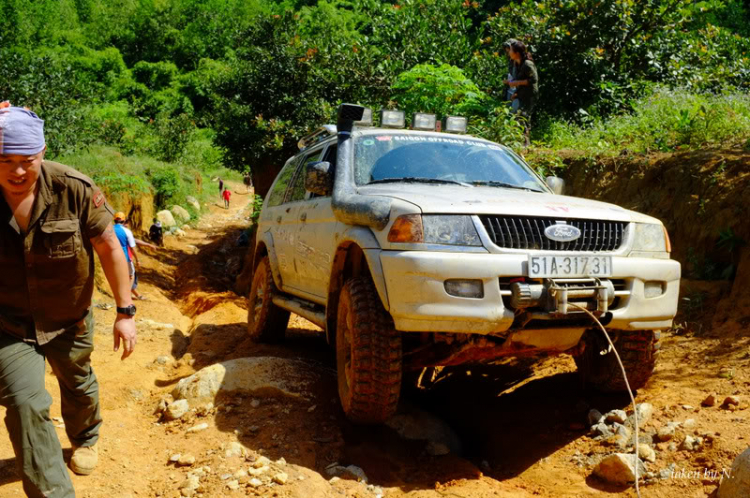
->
xmin=2 ymin=0 xmax=750 ymax=195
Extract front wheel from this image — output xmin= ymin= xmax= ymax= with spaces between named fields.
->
xmin=574 ymin=329 xmax=660 ymax=392
xmin=336 ymin=277 xmax=402 ymax=424
xmin=247 ymin=256 xmax=290 ymax=343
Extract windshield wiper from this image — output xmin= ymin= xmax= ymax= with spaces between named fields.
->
xmin=368 ymin=177 xmax=472 ymax=187
xmin=472 ymin=180 xmax=543 ymax=192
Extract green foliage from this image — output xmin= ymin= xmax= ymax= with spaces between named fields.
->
xmin=541 ymin=88 xmax=750 ymax=153
xmin=2 ymin=0 xmax=750 ymax=191
xmin=392 ymin=64 xmax=484 ymax=118
xmin=149 ymin=167 xmax=182 ymax=208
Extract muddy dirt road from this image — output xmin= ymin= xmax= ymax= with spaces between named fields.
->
xmin=0 ymin=182 xmax=747 ymax=497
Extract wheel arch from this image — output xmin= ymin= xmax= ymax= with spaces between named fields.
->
xmin=255 ymin=231 xmax=284 ymax=290
xmin=325 ymin=227 xmax=388 ymax=346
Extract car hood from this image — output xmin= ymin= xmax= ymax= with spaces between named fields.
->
xmin=357 ymin=184 xmax=661 ymax=224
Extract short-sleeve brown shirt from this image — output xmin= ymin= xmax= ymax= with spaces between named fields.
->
xmin=0 ymin=161 xmax=114 ymax=344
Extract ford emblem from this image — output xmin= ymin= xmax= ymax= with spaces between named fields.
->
xmin=544 ymin=223 xmax=581 ymax=242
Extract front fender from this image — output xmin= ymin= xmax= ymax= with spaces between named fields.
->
xmin=338 ymin=226 xmax=388 ymax=311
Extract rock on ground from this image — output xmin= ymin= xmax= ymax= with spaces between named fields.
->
xmin=386 ymin=405 xmax=462 ymax=455
xmin=637 ymin=444 xmax=656 ymax=463
xmin=156 ymin=210 xmax=176 ymax=229
xmin=171 ymin=357 xmax=313 ymax=404
xmin=185 ymin=196 xmax=201 ymax=211
xmin=164 ymin=399 xmax=190 ymax=420
xmin=605 ymin=410 xmax=628 ymax=424
xmin=719 ymin=447 xmax=750 ymax=497
xmin=171 ymin=205 xmax=191 ymax=222
xmin=702 ymin=394 xmax=717 ymax=407
xmin=594 ymin=453 xmax=646 ymax=485
xmin=587 ymin=409 xmax=604 ymax=426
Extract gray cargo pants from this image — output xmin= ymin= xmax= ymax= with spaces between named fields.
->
xmin=0 ymin=312 xmax=101 ymax=498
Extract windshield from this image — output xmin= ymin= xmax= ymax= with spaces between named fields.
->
xmin=353 ymin=133 xmax=547 ymax=191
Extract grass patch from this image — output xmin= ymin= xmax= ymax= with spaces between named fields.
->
xmin=59 ymin=145 xmax=243 ymax=219
xmin=539 ymin=88 xmax=750 ymax=154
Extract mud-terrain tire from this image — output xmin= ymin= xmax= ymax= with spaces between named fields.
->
xmin=247 ymin=256 xmax=290 ymax=343
xmin=336 ymin=277 xmax=402 ymax=424
xmin=574 ymin=329 xmax=660 ymax=392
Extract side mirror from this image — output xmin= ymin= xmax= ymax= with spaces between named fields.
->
xmin=305 ymin=161 xmax=333 ymax=196
xmin=546 ymin=176 xmax=565 ymax=195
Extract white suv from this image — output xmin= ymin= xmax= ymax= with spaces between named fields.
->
xmin=248 ymin=104 xmax=680 ymax=423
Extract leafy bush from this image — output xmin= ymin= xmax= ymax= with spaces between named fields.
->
xmin=541 ymin=88 xmax=750 ymax=153
xmin=149 ymin=167 xmax=182 ymax=208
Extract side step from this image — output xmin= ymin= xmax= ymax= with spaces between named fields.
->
xmin=272 ymin=295 xmax=326 ymax=329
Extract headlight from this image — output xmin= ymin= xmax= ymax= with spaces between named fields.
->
xmin=423 ymin=215 xmax=481 ymax=246
xmin=387 ymin=215 xmax=482 ymax=246
xmin=631 ymin=223 xmax=670 ymax=254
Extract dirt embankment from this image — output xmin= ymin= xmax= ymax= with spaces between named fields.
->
xmin=560 ymin=148 xmax=750 ymax=334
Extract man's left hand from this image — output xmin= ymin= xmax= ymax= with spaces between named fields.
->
xmin=113 ymin=316 xmax=137 ymax=360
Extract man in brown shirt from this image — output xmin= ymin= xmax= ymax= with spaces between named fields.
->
xmin=0 ymin=104 xmax=137 ymax=497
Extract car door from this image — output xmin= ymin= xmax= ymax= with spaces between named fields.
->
xmin=262 ymin=155 xmax=302 ymax=291
xmin=277 ymin=146 xmax=324 ymax=297
xmin=294 ymin=142 xmax=343 ymax=301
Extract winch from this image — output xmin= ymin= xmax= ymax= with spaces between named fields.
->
xmin=509 ymin=278 xmax=615 ymax=314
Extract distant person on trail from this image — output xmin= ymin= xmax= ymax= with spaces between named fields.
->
xmin=0 ymin=103 xmax=136 ymax=495
xmin=114 ymin=213 xmax=143 ymax=300
xmin=149 ymin=218 xmax=164 ymax=247
xmin=123 ymin=219 xmax=157 ymax=301
xmin=504 ymin=40 xmax=539 ymax=146
xmin=222 ymin=188 xmax=231 ymax=209
xmin=502 ymin=38 xmax=520 ymax=113
xmin=243 ymin=172 xmax=253 ymax=193
xmin=218 ymin=177 xmax=224 ymax=198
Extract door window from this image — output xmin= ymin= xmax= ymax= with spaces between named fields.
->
xmin=267 ymin=157 xmax=300 ymax=207
xmin=288 ymin=149 xmax=323 ymax=202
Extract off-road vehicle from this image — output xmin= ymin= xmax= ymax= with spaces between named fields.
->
xmin=248 ymin=104 xmax=680 ymax=423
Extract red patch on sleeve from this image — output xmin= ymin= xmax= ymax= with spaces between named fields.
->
xmin=93 ymin=190 xmax=105 ymax=208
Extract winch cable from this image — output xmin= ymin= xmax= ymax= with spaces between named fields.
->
xmin=568 ymin=303 xmax=642 ymax=498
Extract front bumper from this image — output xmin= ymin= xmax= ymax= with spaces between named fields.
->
xmin=379 ymin=250 xmax=681 ymax=334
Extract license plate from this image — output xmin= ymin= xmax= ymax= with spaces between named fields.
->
xmin=528 ymin=255 xmax=613 ymax=278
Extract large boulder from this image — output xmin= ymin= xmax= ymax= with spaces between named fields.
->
xmin=171 ymin=357 xmax=314 ymax=404
xmin=185 ymin=196 xmax=201 ymax=212
xmin=156 ymin=210 xmax=176 ymax=229
xmin=719 ymin=447 xmax=750 ymax=497
xmin=171 ymin=205 xmax=191 ymax=223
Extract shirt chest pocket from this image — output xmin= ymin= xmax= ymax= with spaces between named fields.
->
xmin=40 ymin=219 xmax=82 ymax=259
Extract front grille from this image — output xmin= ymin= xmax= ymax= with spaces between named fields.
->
xmin=479 ymin=216 xmax=627 ymax=252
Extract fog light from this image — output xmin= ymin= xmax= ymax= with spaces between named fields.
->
xmin=444 ymin=279 xmax=484 ymax=299
xmin=644 ymin=281 xmax=665 ymax=298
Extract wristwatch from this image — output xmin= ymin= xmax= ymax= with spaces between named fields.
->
xmin=116 ymin=305 xmax=137 ymax=317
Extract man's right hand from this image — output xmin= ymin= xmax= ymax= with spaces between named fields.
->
xmin=113 ymin=316 xmax=137 ymax=360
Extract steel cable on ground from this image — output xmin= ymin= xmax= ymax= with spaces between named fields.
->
xmin=569 ymin=303 xmax=642 ymax=498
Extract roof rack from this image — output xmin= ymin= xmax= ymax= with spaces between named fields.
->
xmin=298 ymin=125 xmax=337 ymax=151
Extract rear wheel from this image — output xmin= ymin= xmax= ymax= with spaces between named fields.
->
xmin=336 ymin=277 xmax=402 ymax=424
xmin=574 ymin=329 xmax=660 ymax=392
xmin=247 ymin=256 xmax=290 ymax=343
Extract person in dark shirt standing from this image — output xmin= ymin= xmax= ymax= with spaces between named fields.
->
xmin=0 ymin=104 xmax=137 ymax=497
xmin=504 ymin=40 xmax=539 ymax=146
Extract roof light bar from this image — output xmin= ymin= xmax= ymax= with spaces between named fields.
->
xmin=444 ymin=116 xmax=468 ymax=134
xmin=412 ymin=113 xmax=437 ymax=131
xmin=380 ymin=109 xmax=405 ymax=128
xmin=355 ymin=107 xmax=373 ymax=127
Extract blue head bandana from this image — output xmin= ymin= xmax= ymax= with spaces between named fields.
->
xmin=0 ymin=105 xmax=46 ymax=156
